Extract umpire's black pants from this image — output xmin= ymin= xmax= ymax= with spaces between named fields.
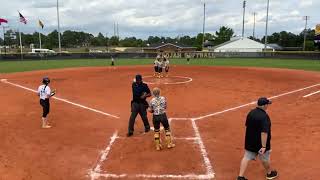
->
xmin=128 ymin=102 xmax=150 ymax=133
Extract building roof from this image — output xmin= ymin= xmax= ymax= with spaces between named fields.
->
xmin=213 ymin=37 xmax=274 ymax=50
xmin=144 ymin=43 xmax=196 ymax=49
xmin=267 ymin=43 xmax=283 ymax=50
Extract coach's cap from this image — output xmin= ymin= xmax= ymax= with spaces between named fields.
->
xmin=135 ymin=74 xmax=142 ymax=81
xmin=257 ymin=97 xmax=272 ymax=106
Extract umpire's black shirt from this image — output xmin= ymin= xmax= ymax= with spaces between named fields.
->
xmin=132 ymin=82 xmax=150 ymax=103
xmin=245 ymin=107 xmax=271 ymax=152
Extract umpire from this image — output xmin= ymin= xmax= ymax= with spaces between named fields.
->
xmin=237 ymin=97 xmax=278 ymax=180
xmin=127 ymin=74 xmax=151 ymax=137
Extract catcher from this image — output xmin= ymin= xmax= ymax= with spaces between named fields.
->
xmin=37 ymin=76 xmax=56 ymax=128
xmin=149 ymin=87 xmax=175 ymax=150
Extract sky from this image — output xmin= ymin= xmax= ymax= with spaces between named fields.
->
xmin=0 ymin=0 xmax=319 ymax=39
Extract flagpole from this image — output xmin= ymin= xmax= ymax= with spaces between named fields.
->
xmin=19 ymin=29 xmax=23 ymax=60
xmin=57 ymin=0 xmax=62 ymax=53
xmin=39 ymin=31 xmax=42 ymax=49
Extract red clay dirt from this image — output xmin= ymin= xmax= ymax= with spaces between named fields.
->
xmin=1 ymin=65 xmax=320 ymax=180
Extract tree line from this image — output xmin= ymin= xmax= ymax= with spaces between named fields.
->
xmin=0 ymin=26 xmax=316 ymax=51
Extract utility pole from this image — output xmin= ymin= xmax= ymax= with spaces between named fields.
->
xmin=253 ymin=12 xmax=257 ymax=39
xmin=202 ymin=1 xmax=206 ymax=51
xmin=57 ymin=0 xmax=61 ymax=53
xmin=242 ymin=0 xmax=246 ymax=38
xmin=117 ymin=22 xmax=119 ymax=39
xmin=303 ymin=16 xmax=310 ymax=51
xmin=264 ymin=0 xmax=270 ymax=51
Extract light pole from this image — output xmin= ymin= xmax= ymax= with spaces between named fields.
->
xmin=202 ymin=1 xmax=206 ymax=51
xmin=57 ymin=0 xmax=61 ymax=53
xmin=242 ymin=1 xmax=246 ymax=38
xmin=264 ymin=0 xmax=270 ymax=51
xmin=253 ymin=12 xmax=257 ymax=39
xmin=303 ymin=16 xmax=310 ymax=51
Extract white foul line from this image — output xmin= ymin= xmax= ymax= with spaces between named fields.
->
xmin=303 ymin=90 xmax=320 ymax=98
xmin=191 ymin=120 xmax=215 ymax=178
xmin=90 ymin=131 xmax=119 ymax=180
xmin=0 ymin=79 xmax=120 ymax=119
xmin=193 ymin=83 xmax=320 ymax=121
xmin=91 ymin=172 xmax=214 ymax=179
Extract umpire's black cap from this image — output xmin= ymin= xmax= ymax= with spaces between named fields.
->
xmin=135 ymin=74 xmax=142 ymax=81
xmin=257 ymin=97 xmax=272 ymax=106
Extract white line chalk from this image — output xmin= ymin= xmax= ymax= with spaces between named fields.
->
xmin=1 ymin=79 xmax=120 ymax=119
xmin=303 ymin=90 xmax=320 ymax=98
xmin=193 ymin=83 xmax=320 ymax=121
xmin=143 ymin=76 xmax=193 ymax=85
xmin=191 ymin=120 xmax=214 ymax=177
xmin=90 ymin=131 xmax=118 ymax=180
xmin=91 ymin=172 xmax=214 ymax=179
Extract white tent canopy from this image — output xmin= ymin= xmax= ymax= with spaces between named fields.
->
xmin=213 ymin=37 xmax=274 ymax=52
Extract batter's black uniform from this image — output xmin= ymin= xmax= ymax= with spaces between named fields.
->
xmin=127 ymin=82 xmax=151 ymax=135
xmin=245 ymin=107 xmax=271 ymax=152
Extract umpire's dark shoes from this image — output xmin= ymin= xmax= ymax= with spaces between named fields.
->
xmin=236 ymin=176 xmax=248 ymax=180
xmin=145 ymin=128 xmax=150 ymax=133
xmin=127 ymin=132 xmax=133 ymax=137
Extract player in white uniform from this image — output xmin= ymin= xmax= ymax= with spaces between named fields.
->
xmin=37 ymin=77 xmax=56 ymax=128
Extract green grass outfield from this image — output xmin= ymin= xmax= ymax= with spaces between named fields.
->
xmin=0 ymin=58 xmax=320 ymax=73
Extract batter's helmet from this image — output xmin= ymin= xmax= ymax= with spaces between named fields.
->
xmin=42 ymin=76 xmax=50 ymax=85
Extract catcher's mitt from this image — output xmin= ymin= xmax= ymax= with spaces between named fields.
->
xmin=50 ymin=89 xmax=56 ymax=96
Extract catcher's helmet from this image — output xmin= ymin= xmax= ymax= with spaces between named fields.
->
xmin=42 ymin=76 xmax=50 ymax=85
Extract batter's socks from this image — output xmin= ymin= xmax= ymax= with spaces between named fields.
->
xmin=165 ymin=130 xmax=175 ymax=149
xmin=154 ymin=131 xmax=162 ymax=151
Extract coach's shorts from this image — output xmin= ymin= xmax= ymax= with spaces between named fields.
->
xmin=245 ymin=150 xmax=270 ymax=162
xmin=40 ymin=99 xmax=50 ymax=118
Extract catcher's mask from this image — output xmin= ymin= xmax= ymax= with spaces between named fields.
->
xmin=42 ymin=76 xmax=50 ymax=85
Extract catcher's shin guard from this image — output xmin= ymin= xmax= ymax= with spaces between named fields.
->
xmin=154 ymin=131 xmax=162 ymax=151
xmin=165 ymin=130 xmax=175 ymax=149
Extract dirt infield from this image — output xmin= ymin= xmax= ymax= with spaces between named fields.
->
xmin=1 ymin=65 xmax=320 ymax=180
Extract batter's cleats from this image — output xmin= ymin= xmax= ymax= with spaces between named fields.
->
xmin=154 ymin=132 xmax=162 ymax=150
xmin=156 ymin=144 xmax=162 ymax=151
xmin=165 ymin=131 xmax=175 ymax=149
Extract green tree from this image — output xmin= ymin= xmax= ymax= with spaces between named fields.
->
xmin=109 ymin=36 xmax=119 ymax=46
xmin=213 ymin=26 xmax=234 ymax=46
xmin=44 ymin=30 xmax=59 ymax=49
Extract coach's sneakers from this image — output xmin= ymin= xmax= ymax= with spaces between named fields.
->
xmin=236 ymin=176 xmax=248 ymax=180
xmin=266 ymin=170 xmax=278 ymax=179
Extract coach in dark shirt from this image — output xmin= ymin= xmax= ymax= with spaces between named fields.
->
xmin=237 ymin=97 xmax=278 ymax=180
xmin=127 ymin=74 xmax=151 ymax=137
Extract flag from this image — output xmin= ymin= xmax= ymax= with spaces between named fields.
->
xmin=315 ymin=24 xmax=320 ymax=36
xmin=0 ymin=18 xmax=8 ymax=25
xmin=19 ymin=12 xmax=27 ymax=24
xmin=38 ymin=19 xmax=44 ymax=29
